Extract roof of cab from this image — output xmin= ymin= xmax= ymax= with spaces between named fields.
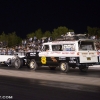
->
xmin=43 ymin=41 xmax=78 ymax=45
xmin=43 ymin=39 xmax=94 ymax=45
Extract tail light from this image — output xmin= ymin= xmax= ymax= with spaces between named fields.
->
xmin=97 ymin=52 xmax=99 ymax=55
xmin=77 ymin=52 xmax=79 ymax=55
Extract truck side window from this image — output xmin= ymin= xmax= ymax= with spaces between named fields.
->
xmin=52 ymin=45 xmax=62 ymax=51
xmin=63 ymin=44 xmax=75 ymax=51
xmin=43 ymin=45 xmax=49 ymax=51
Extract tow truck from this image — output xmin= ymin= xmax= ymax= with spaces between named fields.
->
xmin=10 ymin=34 xmax=99 ymax=72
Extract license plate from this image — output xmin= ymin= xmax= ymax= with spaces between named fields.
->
xmin=87 ymin=57 xmax=91 ymax=60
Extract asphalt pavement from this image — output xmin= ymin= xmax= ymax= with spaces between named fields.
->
xmin=0 ymin=66 xmax=100 ymax=100
xmin=0 ymin=76 xmax=100 ymax=100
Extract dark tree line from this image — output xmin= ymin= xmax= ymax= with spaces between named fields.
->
xmin=0 ymin=26 xmax=100 ymax=47
xmin=0 ymin=32 xmax=22 ymax=47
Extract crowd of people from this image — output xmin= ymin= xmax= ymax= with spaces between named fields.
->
xmin=0 ymin=36 xmax=52 ymax=55
xmin=0 ymin=34 xmax=100 ymax=55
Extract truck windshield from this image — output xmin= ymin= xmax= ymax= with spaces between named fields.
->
xmin=79 ymin=41 xmax=95 ymax=50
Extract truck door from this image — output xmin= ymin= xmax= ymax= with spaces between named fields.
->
xmin=39 ymin=45 xmax=50 ymax=65
xmin=78 ymin=41 xmax=98 ymax=63
xmin=39 ymin=45 xmax=50 ymax=57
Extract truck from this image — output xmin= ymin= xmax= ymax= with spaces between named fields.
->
xmin=10 ymin=37 xmax=99 ymax=73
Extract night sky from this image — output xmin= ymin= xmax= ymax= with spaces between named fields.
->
xmin=0 ymin=0 xmax=100 ymax=38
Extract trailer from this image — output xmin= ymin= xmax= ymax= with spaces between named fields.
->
xmin=0 ymin=52 xmax=25 ymax=66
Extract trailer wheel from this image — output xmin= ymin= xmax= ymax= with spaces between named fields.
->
xmin=60 ymin=62 xmax=69 ymax=73
xmin=6 ymin=58 xmax=11 ymax=66
xmin=29 ymin=59 xmax=38 ymax=70
xmin=79 ymin=66 xmax=88 ymax=72
xmin=12 ymin=58 xmax=23 ymax=69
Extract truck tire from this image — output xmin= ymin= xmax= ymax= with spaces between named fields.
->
xmin=60 ymin=62 xmax=69 ymax=73
xmin=79 ymin=66 xmax=88 ymax=72
xmin=29 ymin=59 xmax=38 ymax=70
xmin=11 ymin=59 xmax=16 ymax=67
xmin=12 ymin=58 xmax=23 ymax=69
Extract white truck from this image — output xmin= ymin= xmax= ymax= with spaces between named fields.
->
xmin=10 ymin=38 xmax=99 ymax=72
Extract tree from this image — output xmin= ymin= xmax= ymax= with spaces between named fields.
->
xmin=97 ymin=28 xmax=100 ymax=37
xmin=26 ymin=32 xmax=35 ymax=39
xmin=87 ymin=26 xmax=98 ymax=36
xmin=0 ymin=32 xmax=8 ymax=47
xmin=7 ymin=32 xmax=22 ymax=47
xmin=34 ymin=29 xmax=43 ymax=39
xmin=0 ymin=31 xmax=7 ymax=42
xmin=68 ymin=29 xmax=74 ymax=32
xmin=52 ymin=26 xmax=73 ymax=40
xmin=43 ymin=31 xmax=51 ymax=37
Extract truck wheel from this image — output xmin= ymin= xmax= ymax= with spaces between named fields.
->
xmin=12 ymin=58 xmax=23 ymax=69
xmin=49 ymin=66 xmax=56 ymax=70
xmin=29 ymin=59 xmax=38 ymax=70
xmin=79 ymin=66 xmax=88 ymax=72
xmin=60 ymin=62 xmax=69 ymax=73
